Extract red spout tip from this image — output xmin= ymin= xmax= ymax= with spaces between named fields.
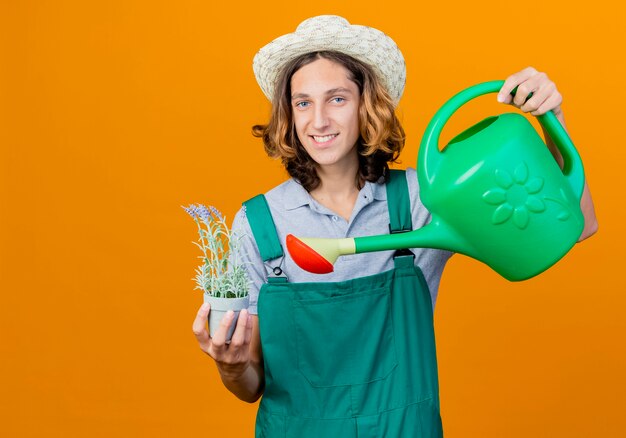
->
xmin=286 ymin=234 xmax=334 ymax=274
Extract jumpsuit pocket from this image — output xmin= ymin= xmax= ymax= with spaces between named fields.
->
xmin=292 ymin=286 xmax=398 ymax=387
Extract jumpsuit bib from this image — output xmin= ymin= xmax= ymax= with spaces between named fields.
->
xmin=244 ymin=170 xmax=443 ymax=437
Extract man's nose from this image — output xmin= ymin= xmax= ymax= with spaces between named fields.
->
xmin=312 ymin=105 xmax=330 ymax=131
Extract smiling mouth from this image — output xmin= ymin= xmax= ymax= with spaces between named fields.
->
xmin=311 ymin=134 xmax=338 ymax=144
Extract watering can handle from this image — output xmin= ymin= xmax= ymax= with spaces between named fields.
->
xmin=418 ymin=80 xmax=585 ymax=199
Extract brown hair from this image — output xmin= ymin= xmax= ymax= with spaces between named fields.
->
xmin=252 ymin=51 xmax=405 ymax=191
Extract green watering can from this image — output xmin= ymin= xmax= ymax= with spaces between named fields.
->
xmin=286 ymin=80 xmax=586 ymax=281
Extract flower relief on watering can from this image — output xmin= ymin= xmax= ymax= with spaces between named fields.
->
xmin=482 ymin=161 xmax=575 ymax=230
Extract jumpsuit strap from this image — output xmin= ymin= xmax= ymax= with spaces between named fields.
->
xmin=386 ymin=169 xmax=413 ymax=233
xmin=243 ymin=194 xmax=287 ymax=282
xmin=243 ymin=195 xmax=283 ymax=262
xmin=386 ymin=170 xmax=415 ymax=262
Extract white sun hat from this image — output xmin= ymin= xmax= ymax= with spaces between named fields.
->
xmin=252 ymin=15 xmax=406 ymax=107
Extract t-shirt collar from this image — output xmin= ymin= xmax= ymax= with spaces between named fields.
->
xmin=283 ymin=177 xmax=386 ymax=211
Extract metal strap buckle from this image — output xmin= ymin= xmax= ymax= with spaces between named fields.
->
xmin=265 ymin=256 xmax=288 ymax=280
xmin=388 ymin=225 xmax=415 ymax=259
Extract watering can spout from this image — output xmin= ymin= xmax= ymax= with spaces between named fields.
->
xmin=287 ymin=221 xmax=469 ymax=275
xmin=355 ymin=220 xmax=467 ymax=255
xmin=286 ymin=234 xmax=355 ymax=274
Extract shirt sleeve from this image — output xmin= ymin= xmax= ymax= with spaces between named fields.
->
xmin=230 ymin=206 xmax=267 ymax=315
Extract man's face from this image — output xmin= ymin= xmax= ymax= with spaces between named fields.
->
xmin=290 ymin=58 xmax=360 ymax=171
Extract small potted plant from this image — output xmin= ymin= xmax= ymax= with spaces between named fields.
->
xmin=182 ymin=203 xmax=250 ymax=342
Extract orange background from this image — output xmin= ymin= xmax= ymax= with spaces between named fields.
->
xmin=1 ymin=0 xmax=624 ymax=436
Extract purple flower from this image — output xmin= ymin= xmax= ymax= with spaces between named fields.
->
xmin=182 ymin=204 xmax=199 ymax=218
xmin=209 ymin=206 xmax=223 ymax=221
xmin=182 ymin=204 xmax=224 ymax=223
xmin=196 ymin=204 xmax=210 ymax=222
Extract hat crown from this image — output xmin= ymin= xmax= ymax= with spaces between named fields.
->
xmin=296 ymin=15 xmax=350 ymax=33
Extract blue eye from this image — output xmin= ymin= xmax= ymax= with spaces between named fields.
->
xmin=332 ymin=97 xmax=345 ymax=103
xmin=295 ymin=101 xmax=310 ymax=108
